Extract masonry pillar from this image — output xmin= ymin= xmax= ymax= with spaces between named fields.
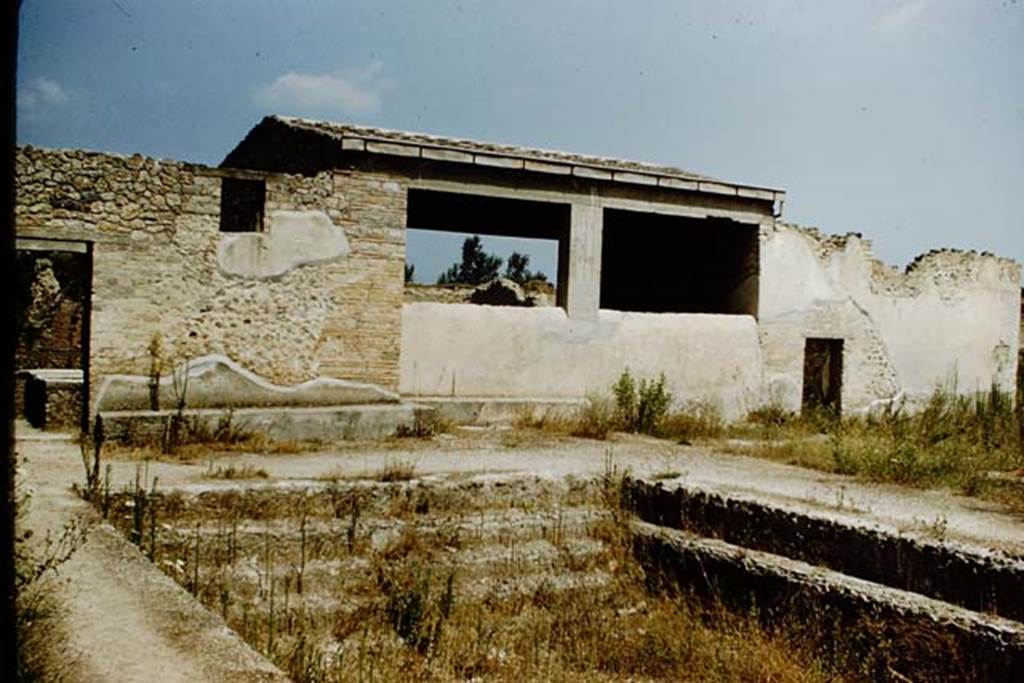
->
xmin=562 ymin=200 xmax=602 ymax=320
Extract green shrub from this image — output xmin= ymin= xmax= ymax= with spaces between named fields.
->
xmin=613 ymin=369 xmax=673 ymax=435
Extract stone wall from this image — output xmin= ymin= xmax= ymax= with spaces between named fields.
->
xmin=759 ymin=223 xmax=1021 ymax=412
xmin=15 ymin=146 xmax=404 ymax=410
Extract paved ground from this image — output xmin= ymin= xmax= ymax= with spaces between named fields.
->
xmin=15 ymin=420 xmax=1024 ymax=680
xmin=16 ymin=423 xmax=286 ymax=682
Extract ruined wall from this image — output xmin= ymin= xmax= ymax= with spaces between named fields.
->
xmin=401 ymin=303 xmax=762 ymax=419
xmin=759 ymin=223 xmax=1021 ymax=412
xmin=15 ymin=146 xmax=404 ymax=407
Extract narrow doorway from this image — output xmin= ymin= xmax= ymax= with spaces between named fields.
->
xmin=15 ymin=238 xmax=93 ymax=432
xmin=802 ymin=338 xmax=843 ymax=416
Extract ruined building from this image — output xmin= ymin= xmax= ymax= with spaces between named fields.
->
xmin=14 ymin=116 xmax=1022 ymax=433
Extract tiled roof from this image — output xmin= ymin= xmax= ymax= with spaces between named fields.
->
xmin=270 ymin=115 xmax=784 ymax=201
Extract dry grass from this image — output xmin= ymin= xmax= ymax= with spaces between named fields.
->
xmin=376 ymin=459 xmax=416 ymax=482
xmin=99 ymin=473 xmax=845 ymax=683
xmin=718 ymin=385 xmax=1024 ymax=512
xmin=103 ymin=436 xmax=322 ymax=462
xmin=204 ymin=464 xmax=270 ymax=480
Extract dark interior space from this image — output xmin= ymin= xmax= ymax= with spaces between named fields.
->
xmin=802 ymin=338 xmax=844 ymax=416
xmin=600 ymin=209 xmax=759 ymax=315
xmin=15 ymin=249 xmax=89 ymax=371
xmin=219 ymin=177 xmax=265 ymax=232
xmin=407 ymin=190 xmax=570 ymax=241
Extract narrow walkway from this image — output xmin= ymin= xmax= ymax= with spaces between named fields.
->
xmin=16 ymin=422 xmax=287 ymax=683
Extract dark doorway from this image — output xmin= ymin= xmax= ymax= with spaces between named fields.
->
xmin=802 ymin=338 xmax=843 ymax=416
xmin=15 ymin=240 xmax=93 ymax=432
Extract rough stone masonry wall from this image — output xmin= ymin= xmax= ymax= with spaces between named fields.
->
xmin=759 ymin=222 xmax=1021 ymax=413
xmin=15 ymin=146 xmax=404 ymax=409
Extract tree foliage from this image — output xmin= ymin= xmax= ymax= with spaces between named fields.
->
xmin=504 ymin=252 xmax=547 ymax=284
xmin=437 ymin=235 xmax=503 ymax=285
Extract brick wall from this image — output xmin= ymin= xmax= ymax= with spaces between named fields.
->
xmin=15 ymin=146 xmax=405 ymax=404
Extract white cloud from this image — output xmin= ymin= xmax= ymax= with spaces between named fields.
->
xmin=18 ymin=77 xmax=70 ymax=111
xmin=252 ymin=63 xmax=388 ymax=116
xmin=877 ymin=0 xmax=930 ymax=32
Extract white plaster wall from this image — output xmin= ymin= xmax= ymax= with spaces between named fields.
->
xmin=400 ymin=303 xmax=762 ymax=419
xmin=759 ymin=225 xmax=1020 ymax=413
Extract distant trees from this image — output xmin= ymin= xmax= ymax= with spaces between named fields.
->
xmin=504 ymin=252 xmax=547 ymax=284
xmin=436 ymin=235 xmax=547 ymax=286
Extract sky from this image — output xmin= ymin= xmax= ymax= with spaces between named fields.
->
xmin=16 ymin=0 xmax=1024 ymax=285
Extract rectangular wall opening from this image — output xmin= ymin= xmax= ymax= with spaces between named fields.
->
xmin=405 ymin=189 xmax=570 ymax=308
xmin=219 ymin=177 xmax=265 ymax=232
xmin=600 ymin=209 xmax=759 ymax=315
xmin=802 ymin=338 xmax=844 ymax=416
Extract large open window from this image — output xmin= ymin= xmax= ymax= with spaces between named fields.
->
xmin=405 ymin=189 xmax=570 ymax=308
xmin=600 ymin=209 xmax=759 ymax=315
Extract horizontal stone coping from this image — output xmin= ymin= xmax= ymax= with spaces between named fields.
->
xmin=18 ymin=368 xmax=84 ymax=383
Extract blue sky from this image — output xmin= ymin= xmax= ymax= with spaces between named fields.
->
xmin=17 ymin=1 xmax=1024 ymax=284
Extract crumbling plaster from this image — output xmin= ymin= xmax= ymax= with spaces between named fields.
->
xmin=759 ymin=223 xmax=1020 ymax=412
xmin=15 ymin=146 xmax=404 ymax=410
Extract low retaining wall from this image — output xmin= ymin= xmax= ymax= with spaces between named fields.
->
xmin=624 ymin=478 xmax=1024 ymax=622
xmin=22 ymin=369 xmax=83 ymax=430
xmin=100 ymin=404 xmax=416 ymax=445
xmin=633 ymin=523 xmax=1024 ymax=682
xmin=401 ymin=303 xmax=762 ymax=419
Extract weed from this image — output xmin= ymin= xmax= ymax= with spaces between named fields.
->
xmin=613 ymin=369 xmax=673 ymax=434
xmin=661 ymin=398 xmax=724 ymax=443
xmin=572 ymin=393 xmax=615 ymax=440
xmin=205 ymin=464 xmax=270 ymax=480
xmin=377 ymin=458 xmax=416 ymax=482
xmin=395 ymin=412 xmax=452 ymax=438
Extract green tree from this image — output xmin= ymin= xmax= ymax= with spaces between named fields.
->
xmin=504 ymin=252 xmax=547 ymax=284
xmin=436 ymin=235 xmax=503 ymax=285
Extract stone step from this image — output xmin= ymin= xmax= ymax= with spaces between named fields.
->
xmin=623 ymin=478 xmax=1024 ymax=623
xmin=633 ymin=521 xmax=1024 ymax=682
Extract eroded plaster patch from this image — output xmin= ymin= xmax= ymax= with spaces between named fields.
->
xmin=217 ymin=209 xmax=350 ymax=279
xmin=95 ymin=353 xmax=399 ymax=412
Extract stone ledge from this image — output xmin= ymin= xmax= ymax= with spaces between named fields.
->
xmin=100 ymin=403 xmax=416 ymax=444
xmin=633 ymin=522 xmax=1024 ymax=681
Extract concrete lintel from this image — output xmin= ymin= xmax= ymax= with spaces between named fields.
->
xmin=698 ymin=181 xmax=737 ymax=196
xmin=573 ymin=166 xmax=613 ymax=181
xmin=474 ymin=154 xmax=524 ymax=169
xmin=524 ymin=159 xmax=572 ymax=175
xmin=421 ymin=147 xmax=474 ymax=164
xmin=365 ymin=141 xmax=420 ymax=157
xmin=658 ymin=177 xmax=699 ymax=191
xmin=738 ymin=187 xmax=775 ymax=201
xmin=613 ymin=171 xmax=658 ymax=186
xmin=341 ymin=138 xmax=366 ymax=151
